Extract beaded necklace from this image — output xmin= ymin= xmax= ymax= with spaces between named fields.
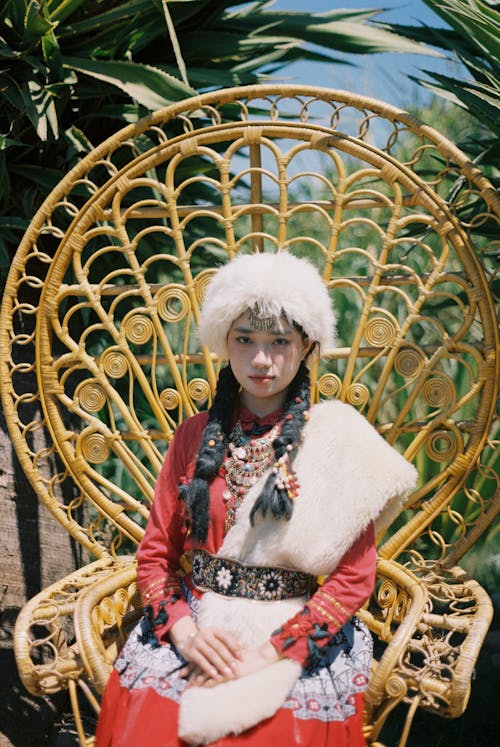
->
xmin=221 ymin=420 xmax=281 ymax=533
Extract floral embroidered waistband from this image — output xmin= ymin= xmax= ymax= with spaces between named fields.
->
xmin=191 ymin=549 xmax=314 ymax=601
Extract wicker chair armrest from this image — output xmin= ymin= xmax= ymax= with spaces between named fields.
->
xmin=74 ymin=561 xmax=141 ymax=693
xmin=410 ymin=564 xmax=493 ymax=719
xmin=14 ymin=557 xmax=133 ymax=697
xmin=359 ymin=559 xmax=428 ymax=715
xmin=359 ymin=559 xmax=493 ymax=747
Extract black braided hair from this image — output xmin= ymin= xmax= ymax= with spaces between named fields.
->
xmin=180 ymin=365 xmax=239 ymax=542
xmin=249 ymin=361 xmax=311 ymax=525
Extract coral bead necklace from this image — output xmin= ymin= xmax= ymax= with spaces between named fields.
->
xmin=221 ymin=420 xmax=281 ymax=533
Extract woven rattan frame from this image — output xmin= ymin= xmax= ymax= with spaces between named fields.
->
xmin=1 ymin=85 xmax=498 ymax=746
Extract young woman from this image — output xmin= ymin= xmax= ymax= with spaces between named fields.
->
xmin=95 ymin=251 xmax=417 ymax=746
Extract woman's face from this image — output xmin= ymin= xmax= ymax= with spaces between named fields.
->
xmin=227 ymin=311 xmax=310 ymax=416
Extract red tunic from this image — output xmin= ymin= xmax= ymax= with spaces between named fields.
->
xmin=96 ymin=408 xmax=376 ymax=746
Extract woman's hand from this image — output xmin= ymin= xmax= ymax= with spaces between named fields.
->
xmin=188 ymin=640 xmax=282 ymax=688
xmin=172 ymin=622 xmax=242 ymax=683
xmin=232 ymin=641 xmax=281 ymax=678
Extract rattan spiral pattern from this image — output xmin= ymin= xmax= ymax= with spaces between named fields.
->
xmin=124 ymin=315 xmax=154 ymax=345
xmin=394 ymin=348 xmax=426 ymax=378
xmin=156 ymin=286 xmax=191 ymax=322
xmin=77 ymin=382 xmax=107 ymax=413
xmin=101 ymin=350 xmax=129 ymax=379
xmin=80 ymin=432 xmax=110 ymax=465
xmin=364 ymin=317 xmax=397 ymax=348
xmin=347 ymin=383 xmax=371 ymax=408
xmin=422 ymin=376 xmax=456 ymax=408
xmin=160 ymin=387 xmax=182 ymax=411
xmin=187 ymin=377 xmax=211 ymax=403
xmin=317 ymin=373 xmax=342 ymax=398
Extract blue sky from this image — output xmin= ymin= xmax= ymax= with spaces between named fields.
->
xmin=267 ymin=1 xmax=453 ymax=108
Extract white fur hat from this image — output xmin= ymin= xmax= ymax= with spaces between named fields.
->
xmin=198 ymin=252 xmax=336 ymax=358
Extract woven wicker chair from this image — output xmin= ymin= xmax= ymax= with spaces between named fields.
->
xmin=1 ymin=85 xmax=498 ymax=747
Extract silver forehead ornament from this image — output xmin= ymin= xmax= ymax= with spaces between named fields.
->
xmin=247 ymin=305 xmax=278 ymax=331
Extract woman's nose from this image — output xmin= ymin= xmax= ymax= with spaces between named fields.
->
xmin=252 ymin=347 xmax=271 ymax=368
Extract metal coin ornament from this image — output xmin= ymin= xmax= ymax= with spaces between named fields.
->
xmin=248 ymin=305 xmax=278 ymax=331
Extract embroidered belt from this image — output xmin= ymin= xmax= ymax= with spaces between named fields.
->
xmin=191 ymin=549 xmax=313 ymax=601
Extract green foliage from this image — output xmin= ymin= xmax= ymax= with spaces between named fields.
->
xmin=0 ymin=0 xmax=435 ymax=285
xmin=387 ymin=0 xmax=499 ymax=239
xmin=388 ymin=0 xmax=499 ymax=129
xmin=462 ymin=523 xmax=500 ymax=593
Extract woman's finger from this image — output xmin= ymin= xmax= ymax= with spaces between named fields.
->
xmin=179 ymin=662 xmax=196 ymax=678
xmin=212 ymin=629 xmax=243 ymax=660
xmin=191 ymin=644 xmax=232 ymax=678
xmin=191 ymin=630 xmax=238 ymax=676
xmin=189 ymin=668 xmax=227 ymax=688
xmin=178 ymin=627 xmax=243 ymax=679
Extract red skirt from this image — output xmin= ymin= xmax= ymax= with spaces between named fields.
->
xmin=95 ymin=668 xmax=366 ymax=746
xmin=95 ymin=610 xmax=371 ymax=747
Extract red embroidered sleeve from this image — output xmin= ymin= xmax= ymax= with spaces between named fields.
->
xmin=270 ymin=523 xmax=376 ymax=667
xmin=136 ymin=414 xmax=207 ymax=643
xmin=140 ymin=576 xmax=186 ymax=644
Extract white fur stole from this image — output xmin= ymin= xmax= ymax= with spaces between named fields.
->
xmin=179 ymin=401 xmax=417 ymax=743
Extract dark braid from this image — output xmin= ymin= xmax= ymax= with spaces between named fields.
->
xmin=180 ymin=365 xmax=239 ymax=542
xmin=250 ymin=362 xmax=311 ymax=525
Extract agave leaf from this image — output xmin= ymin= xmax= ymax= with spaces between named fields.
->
xmin=0 ymin=214 xmax=30 ymax=230
xmin=1 ymin=0 xmax=27 ymax=33
xmin=299 ymin=19 xmax=441 ymax=55
xmin=153 ymin=64 xmax=255 ymax=89
xmin=54 ymin=0 xmax=220 ymax=40
xmin=231 ymin=39 xmax=298 ymax=73
xmin=230 ymin=6 xmax=379 ymax=23
xmin=125 ymin=16 xmax=176 ymax=55
xmin=2 ymin=77 xmax=28 ymax=115
xmin=422 ymin=0 xmax=500 ymax=63
xmin=160 ymin=0 xmax=189 ymax=87
xmin=167 ymin=0 xmax=244 ymax=27
xmin=414 ymin=70 xmax=500 ymax=135
xmin=63 ymin=57 xmax=196 ymax=109
xmin=55 ymin=0 xmax=160 ymax=38
xmin=47 ymin=0 xmax=94 ymax=24
xmin=22 ymin=0 xmax=56 ymax=48
xmin=279 ymin=46 xmax=349 ymax=65
xmin=228 ymin=32 xmax=348 ymax=72
xmin=392 ymin=0 xmax=499 ymax=146
xmin=9 ymin=163 xmax=66 ymax=190
xmin=64 ymin=124 xmax=93 ymax=153
xmin=181 ymin=28 xmax=346 ymax=65
xmin=65 ymin=23 xmax=156 ymax=58
xmin=223 ymin=9 xmax=441 ymax=56
xmin=41 ymin=27 xmax=64 ymax=77
xmin=0 ymin=134 xmax=24 ymax=150
xmin=28 ymin=79 xmax=59 ymax=139
xmin=0 ymin=38 xmax=16 ymax=58
xmin=81 ymin=103 xmax=148 ymax=124
xmin=4 ymin=76 xmax=59 ymax=140
xmin=185 ymin=30 xmax=312 ymax=72
xmin=180 ymin=29 xmax=258 ymax=58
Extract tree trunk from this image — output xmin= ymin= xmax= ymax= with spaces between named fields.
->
xmin=0 ymin=405 xmax=80 ymax=746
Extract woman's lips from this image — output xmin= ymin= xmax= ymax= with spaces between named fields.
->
xmin=249 ymin=375 xmax=274 ymax=384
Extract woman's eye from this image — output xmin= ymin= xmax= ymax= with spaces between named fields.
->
xmin=273 ymin=338 xmax=289 ymax=346
xmin=236 ymin=336 xmax=252 ymax=344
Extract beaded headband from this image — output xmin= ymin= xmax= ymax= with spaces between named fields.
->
xmin=247 ymin=305 xmax=278 ymax=331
